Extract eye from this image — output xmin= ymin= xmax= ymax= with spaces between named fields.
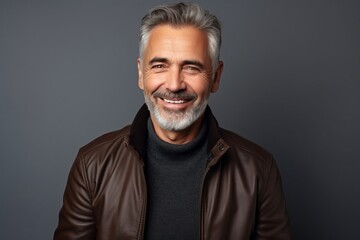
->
xmin=183 ymin=65 xmax=200 ymax=74
xmin=152 ymin=64 xmax=163 ymax=68
xmin=151 ymin=64 xmax=167 ymax=72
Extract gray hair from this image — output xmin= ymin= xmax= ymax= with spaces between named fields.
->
xmin=139 ymin=2 xmax=222 ymax=71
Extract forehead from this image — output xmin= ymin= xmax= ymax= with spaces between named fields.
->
xmin=144 ymin=24 xmax=210 ymax=61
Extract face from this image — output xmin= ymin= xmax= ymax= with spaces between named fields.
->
xmin=137 ymin=24 xmax=223 ymax=132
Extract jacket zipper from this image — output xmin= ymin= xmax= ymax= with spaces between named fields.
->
xmin=199 ymin=155 xmax=220 ymax=240
xmin=199 ymin=140 xmax=228 ymax=240
xmin=137 ymin=165 xmax=147 ymax=240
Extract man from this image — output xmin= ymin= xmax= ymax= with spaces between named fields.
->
xmin=54 ymin=2 xmax=291 ymax=240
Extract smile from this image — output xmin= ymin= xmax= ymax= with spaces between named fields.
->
xmin=163 ymin=98 xmax=187 ymax=104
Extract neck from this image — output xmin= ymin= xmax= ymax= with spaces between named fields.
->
xmin=150 ymin=114 xmax=205 ymax=145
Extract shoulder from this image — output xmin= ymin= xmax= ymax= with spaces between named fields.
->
xmin=219 ymin=127 xmax=272 ymax=159
xmin=77 ymin=125 xmax=132 ymax=163
xmin=219 ymin=127 xmax=274 ymax=168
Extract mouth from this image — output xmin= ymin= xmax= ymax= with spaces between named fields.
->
xmin=153 ymin=91 xmax=196 ymax=109
xmin=162 ymin=98 xmax=188 ymax=104
xmin=159 ymin=97 xmax=195 ymax=111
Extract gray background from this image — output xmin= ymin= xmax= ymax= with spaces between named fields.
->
xmin=1 ymin=0 xmax=359 ymax=239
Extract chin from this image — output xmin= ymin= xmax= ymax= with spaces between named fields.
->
xmin=146 ymin=98 xmax=208 ymax=132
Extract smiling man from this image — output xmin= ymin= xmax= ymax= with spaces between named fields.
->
xmin=138 ymin=24 xmax=222 ymax=144
xmin=54 ymin=3 xmax=291 ymax=240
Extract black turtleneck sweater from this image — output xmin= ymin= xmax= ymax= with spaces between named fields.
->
xmin=144 ymin=119 xmax=209 ymax=240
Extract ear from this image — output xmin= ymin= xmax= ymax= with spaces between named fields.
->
xmin=211 ymin=61 xmax=224 ymax=93
xmin=137 ymin=58 xmax=144 ymax=90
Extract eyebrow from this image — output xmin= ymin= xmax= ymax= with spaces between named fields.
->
xmin=149 ymin=57 xmax=204 ymax=69
xmin=149 ymin=57 xmax=168 ymax=65
xmin=183 ymin=60 xmax=204 ymax=69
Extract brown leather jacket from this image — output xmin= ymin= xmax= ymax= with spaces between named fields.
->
xmin=54 ymin=105 xmax=291 ymax=240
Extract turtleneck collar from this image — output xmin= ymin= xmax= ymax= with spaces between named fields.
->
xmin=146 ymin=118 xmax=208 ymax=164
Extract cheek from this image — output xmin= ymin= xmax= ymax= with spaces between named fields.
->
xmin=189 ymin=76 xmax=212 ymax=98
xmin=142 ymin=72 xmax=163 ymax=92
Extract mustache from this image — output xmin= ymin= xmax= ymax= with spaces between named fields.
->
xmin=153 ymin=90 xmax=196 ymax=100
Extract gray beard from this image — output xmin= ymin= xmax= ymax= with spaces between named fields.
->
xmin=143 ymin=93 xmax=208 ymax=131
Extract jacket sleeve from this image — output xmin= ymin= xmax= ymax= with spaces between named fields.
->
xmin=255 ymin=157 xmax=292 ymax=240
xmin=54 ymin=152 xmax=96 ymax=240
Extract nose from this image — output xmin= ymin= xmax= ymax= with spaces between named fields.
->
xmin=165 ymin=67 xmax=186 ymax=92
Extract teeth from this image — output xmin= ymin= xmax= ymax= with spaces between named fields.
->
xmin=164 ymin=99 xmax=186 ymax=104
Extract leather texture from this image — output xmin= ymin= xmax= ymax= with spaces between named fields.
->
xmin=54 ymin=104 xmax=291 ymax=240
